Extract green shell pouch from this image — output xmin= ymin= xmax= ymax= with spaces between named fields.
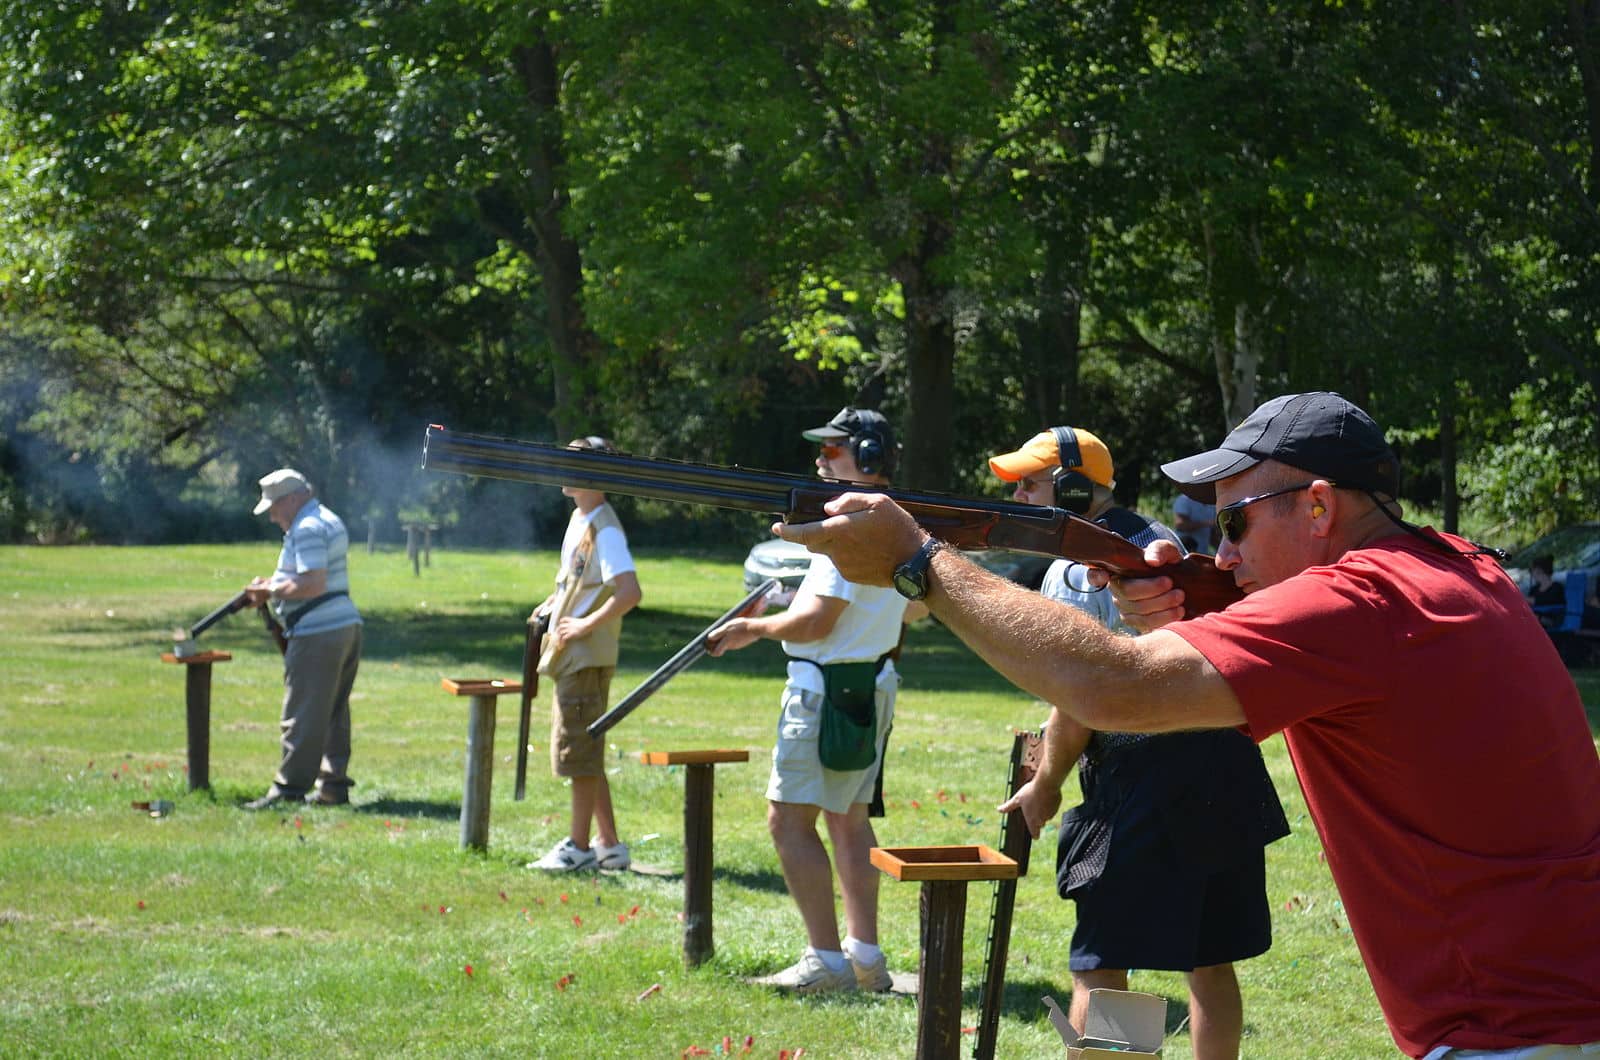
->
xmin=817 ymin=660 xmax=879 ymax=772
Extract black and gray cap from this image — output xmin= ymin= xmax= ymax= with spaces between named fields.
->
xmin=1161 ymin=391 xmax=1400 ymax=503
xmin=801 ymin=406 xmax=894 ymax=447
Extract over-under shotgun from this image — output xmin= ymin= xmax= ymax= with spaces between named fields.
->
xmin=420 ymin=426 xmax=1240 ymax=617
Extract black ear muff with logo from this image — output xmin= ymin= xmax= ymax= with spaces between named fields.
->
xmin=852 ymin=428 xmax=889 ymax=477
xmin=1049 ymin=426 xmax=1108 ymax=516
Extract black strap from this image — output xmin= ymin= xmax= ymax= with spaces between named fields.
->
xmin=282 ymin=590 xmax=350 ymax=633
xmin=784 ymin=651 xmax=895 ymax=676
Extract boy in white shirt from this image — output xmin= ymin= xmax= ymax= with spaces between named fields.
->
xmin=528 ymin=437 xmax=643 ymax=871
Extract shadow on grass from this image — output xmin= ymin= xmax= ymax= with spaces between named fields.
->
xmin=353 ymin=797 xmax=460 ymax=821
xmin=714 ymin=865 xmax=789 ymax=896
xmin=128 ymin=598 xmax=1022 ymax=695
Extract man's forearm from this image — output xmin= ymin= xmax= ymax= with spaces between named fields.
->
xmin=925 ymin=549 xmax=1241 ymax=733
xmin=1034 ymin=706 xmax=1091 ymax=789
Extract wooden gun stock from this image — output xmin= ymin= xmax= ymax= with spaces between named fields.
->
xmin=257 ymin=604 xmax=288 ymax=656
xmin=515 ymin=611 xmax=550 ymax=801
xmin=421 ymin=426 xmax=1241 ymax=618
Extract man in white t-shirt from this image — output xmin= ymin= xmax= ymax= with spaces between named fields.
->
xmin=1173 ymin=493 xmax=1219 ymax=553
xmin=527 ymin=436 xmax=643 ymax=872
xmin=708 ymin=408 xmax=924 ymax=994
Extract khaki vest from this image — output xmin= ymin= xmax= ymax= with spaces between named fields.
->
xmin=538 ymin=503 xmax=624 ymax=677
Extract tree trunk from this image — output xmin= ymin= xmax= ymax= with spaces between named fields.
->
xmin=1439 ymin=393 xmax=1458 ymax=533
xmin=897 ymin=253 xmax=956 ymax=490
xmin=512 ymin=35 xmax=599 ymax=441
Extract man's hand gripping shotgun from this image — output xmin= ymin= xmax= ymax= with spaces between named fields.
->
xmin=419 ymin=427 xmax=1241 ymax=617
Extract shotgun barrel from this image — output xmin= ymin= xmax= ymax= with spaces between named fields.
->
xmin=188 ymin=591 xmax=253 ymax=640
xmin=420 ymin=426 xmax=1241 ymax=617
xmin=586 ymin=578 xmax=780 ymax=739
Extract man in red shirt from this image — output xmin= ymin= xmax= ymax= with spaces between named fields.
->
xmin=775 ymin=392 xmax=1600 ymax=1058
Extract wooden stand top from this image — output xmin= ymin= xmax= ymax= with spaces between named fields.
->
xmin=440 ymin=676 xmax=523 ymax=697
xmin=870 ymin=844 xmax=1019 ymax=882
xmin=161 ymin=651 xmax=232 ymax=665
xmin=639 ymin=749 xmax=750 ymax=766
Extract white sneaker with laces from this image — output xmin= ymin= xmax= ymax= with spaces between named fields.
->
xmin=753 ymin=950 xmax=857 ymax=994
xmin=528 ymin=836 xmax=597 ymax=871
xmin=850 ymin=951 xmax=893 ymax=993
xmin=591 ymin=838 xmax=630 ymax=871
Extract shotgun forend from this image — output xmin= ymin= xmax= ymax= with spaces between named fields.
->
xmin=420 ymin=425 xmax=1241 ymax=617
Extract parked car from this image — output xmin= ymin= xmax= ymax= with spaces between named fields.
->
xmin=1501 ymin=522 xmax=1600 ymax=594
xmin=743 ymin=537 xmax=814 ymax=607
xmin=742 ymin=537 xmax=1056 ymax=606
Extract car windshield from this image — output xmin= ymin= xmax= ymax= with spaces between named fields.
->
xmin=1507 ymin=524 xmax=1600 ymax=571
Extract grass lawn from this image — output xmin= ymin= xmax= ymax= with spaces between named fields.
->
xmin=2 ymin=542 xmax=1594 ymax=1058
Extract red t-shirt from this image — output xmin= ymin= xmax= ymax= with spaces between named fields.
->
xmin=1172 ymin=530 xmax=1600 ymax=1057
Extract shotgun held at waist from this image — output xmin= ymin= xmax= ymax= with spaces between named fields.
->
xmin=420 ymin=426 xmax=1241 ymax=618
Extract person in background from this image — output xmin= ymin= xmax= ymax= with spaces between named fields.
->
xmin=1173 ymin=492 xmax=1219 ymax=553
xmin=989 ymin=427 xmax=1287 ymax=1059
xmin=527 ymin=436 xmax=643 ymax=872
xmin=707 ymin=407 xmax=923 ymax=994
xmin=243 ymin=468 xmax=363 ymax=809
xmin=1526 ymin=554 xmax=1567 ymax=626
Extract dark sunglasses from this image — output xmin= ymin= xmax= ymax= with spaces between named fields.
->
xmin=818 ymin=441 xmax=847 ymax=458
xmin=1215 ymin=482 xmax=1321 ymax=544
xmin=1018 ymin=476 xmax=1042 ymax=491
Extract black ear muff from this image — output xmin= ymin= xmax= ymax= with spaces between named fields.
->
xmin=1049 ymin=426 xmax=1099 ymax=515
xmin=853 ymin=432 xmax=885 ymax=477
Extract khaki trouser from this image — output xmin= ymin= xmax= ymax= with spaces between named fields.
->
xmin=272 ymin=623 xmax=362 ymax=797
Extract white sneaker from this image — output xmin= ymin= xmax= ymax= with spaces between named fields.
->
xmin=752 ymin=950 xmax=857 ymax=994
xmin=527 ymin=837 xmax=597 ymax=871
xmin=591 ymin=838 xmax=630 ymax=871
xmin=850 ymin=951 xmax=893 ymax=993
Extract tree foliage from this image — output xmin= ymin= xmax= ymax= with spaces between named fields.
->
xmin=0 ymin=0 xmax=1595 ymax=545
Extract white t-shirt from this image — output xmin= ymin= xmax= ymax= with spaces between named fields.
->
xmin=555 ymin=505 xmax=636 ymax=618
xmin=782 ymin=554 xmax=907 ymax=694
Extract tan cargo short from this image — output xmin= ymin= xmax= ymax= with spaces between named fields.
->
xmin=549 ymin=666 xmax=614 ymax=777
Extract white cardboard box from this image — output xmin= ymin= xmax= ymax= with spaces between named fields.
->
xmin=1043 ymin=988 xmax=1167 ymax=1058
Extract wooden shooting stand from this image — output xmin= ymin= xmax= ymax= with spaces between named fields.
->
xmin=404 ymin=523 xmax=437 ymax=576
xmin=640 ymin=749 xmax=749 ymax=967
xmin=872 ymin=845 xmax=1018 ymax=1060
xmin=159 ymin=650 xmax=232 ymax=791
xmin=441 ymin=677 xmax=522 ymax=851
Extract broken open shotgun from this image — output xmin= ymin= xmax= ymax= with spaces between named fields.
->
xmin=419 ymin=426 xmax=1241 ymax=617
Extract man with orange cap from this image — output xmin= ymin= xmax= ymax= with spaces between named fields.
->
xmin=987 ymin=426 xmax=1288 ymax=1060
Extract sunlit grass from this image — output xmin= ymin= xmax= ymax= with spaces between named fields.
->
xmin=5 ymin=541 xmax=1564 ymax=1057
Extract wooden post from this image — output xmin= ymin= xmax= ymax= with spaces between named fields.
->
xmin=683 ymin=762 xmax=716 ymax=966
xmin=161 ymin=651 xmax=232 ymax=792
xmin=422 ymin=525 xmax=434 ymax=567
xmin=870 ymin=845 xmax=1018 ymax=1060
xmin=919 ymin=880 xmax=968 ymax=1060
xmin=640 ymin=749 xmax=749 ymax=967
xmin=406 ymin=525 xmax=420 ymax=576
xmin=461 ymin=691 xmax=495 ymax=850
xmin=441 ymin=677 xmax=522 ymax=852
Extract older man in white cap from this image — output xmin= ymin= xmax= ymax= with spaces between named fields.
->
xmin=241 ymin=468 xmax=363 ymax=809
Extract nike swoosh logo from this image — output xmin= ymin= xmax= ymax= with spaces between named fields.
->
xmin=1189 ymin=462 xmax=1224 ymax=477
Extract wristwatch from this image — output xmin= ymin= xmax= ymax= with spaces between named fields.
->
xmin=892 ymin=538 xmax=942 ymax=601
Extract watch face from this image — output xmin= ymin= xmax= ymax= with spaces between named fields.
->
xmin=893 ymin=568 xmax=926 ymax=600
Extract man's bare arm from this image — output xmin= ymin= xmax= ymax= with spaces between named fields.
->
xmin=775 ymin=493 xmax=1245 ymax=733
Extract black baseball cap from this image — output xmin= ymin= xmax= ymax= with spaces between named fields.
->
xmin=801 ymin=406 xmax=894 ymax=448
xmin=1162 ymin=391 xmax=1400 ymax=503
